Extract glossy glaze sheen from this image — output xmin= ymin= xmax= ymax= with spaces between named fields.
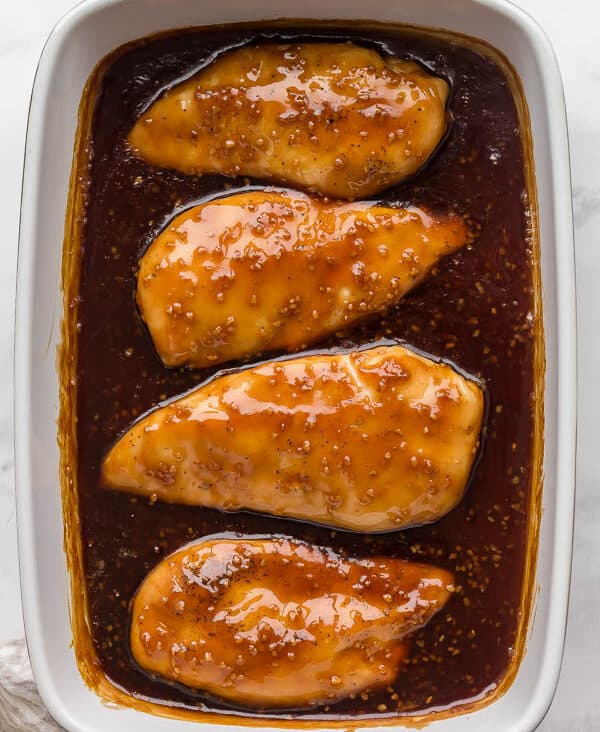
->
xmin=137 ymin=190 xmax=468 ymax=368
xmin=77 ymin=25 xmax=534 ymax=718
xmin=131 ymin=537 xmax=453 ymax=707
xmin=103 ymin=345 xmax=484 ymax=532
xmin=128 ymin=42 xmax=448 ymax=199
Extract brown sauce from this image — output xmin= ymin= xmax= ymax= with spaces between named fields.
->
xmin=71 ymin=22 xmax=538 ymax=721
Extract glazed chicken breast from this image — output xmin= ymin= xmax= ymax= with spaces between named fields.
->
xmin=130 ymin=536 xmax=453 ymax=708
xmin=137 ymin=190 xmax=468 ymax=369
xmin=103 ymin=345 xmax=484 ymax=532
xmin=128 ymin=42 xmax=449 ymax=199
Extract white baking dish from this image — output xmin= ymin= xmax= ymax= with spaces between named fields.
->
xmin=15 ymin=0 xmax=575 ymax=730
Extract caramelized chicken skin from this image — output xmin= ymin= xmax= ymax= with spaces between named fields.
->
xmin=103 ymin=345 xmax=484 ymax=532
xmin=128 ymin=43 xmax=449 ymax=199
xmin=130 ymin=537 xmax=453 ymax=708
xmin=137 ymin=190 xmax=467 ymax=369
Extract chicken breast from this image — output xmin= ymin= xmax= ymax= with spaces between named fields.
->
xmin=137 ymin=190 xmax=467 ymax=369
xmin=130 ymin=536 xmax=453 ymax=708
xmin=103 ymin=345 xmax=484 ymax=532
xmin=128 ymin=43 xmax=449 ymax=199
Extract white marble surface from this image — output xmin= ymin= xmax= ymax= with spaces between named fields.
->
xmin=0 ymin=0 xmax=597 ymax=729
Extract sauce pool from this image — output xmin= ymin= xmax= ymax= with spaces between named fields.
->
xmin=74 ymin=23 xmax=537 ymax=720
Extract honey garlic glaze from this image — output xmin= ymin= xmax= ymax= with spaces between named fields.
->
xmin=102 ymin=345 xmax=484 ymax=532
xmin=127 ymin=42 xmax=449 ymax=199
xmin=73 ymin=23 xmax=537 ymax=720
xmin=136 ymin=190 xmax=469 ymax=369
xmin=130 ymin=536 xmax=453 ymax=709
